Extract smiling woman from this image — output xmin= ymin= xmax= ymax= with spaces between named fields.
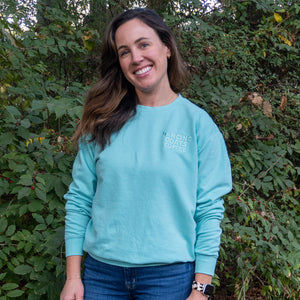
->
xmin=72 ymin=8 xmax=188 ymax=150
xmin=115 ymin=19 xmax=172 ymax=100
xmin=60 ymin=8 xmax=232 ymax=300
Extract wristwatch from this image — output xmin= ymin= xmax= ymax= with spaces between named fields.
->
xmin=192 ymin=281 xmax=214 ymax=297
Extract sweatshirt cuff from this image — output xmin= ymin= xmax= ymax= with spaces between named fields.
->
xmin=195 ymin=254 xmax=218 ymax=276
xmin=65 ymin=237 xmax=85 ymax=257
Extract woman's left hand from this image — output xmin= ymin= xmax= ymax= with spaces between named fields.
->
xmin=186 ymin=289 xmax=208 ymax=300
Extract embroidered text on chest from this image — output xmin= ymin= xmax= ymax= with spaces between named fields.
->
xmin=163 ymin=131 xmax=192 ymax=153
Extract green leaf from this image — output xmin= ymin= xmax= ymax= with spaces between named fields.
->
xmin=35 ymin=174 xmax=46 ymax=186
xmin=6 ymin=106 xmax=22 ymax=118
xmin=31 ymin=100 xmax=46 ymax=111
xmin=38 ymin=47 xmax=48 ymax=55
xmin=35 ymin=224 xmax=47 ymax=230
xmin=263 ymin=176 xmax=272 ymax=182
xmin=32 ymin=213 xmax=45 ymax=224
xmin=46 ymin=38 xmax=55 ymax=46
xmin=44 ymin=153 xmax=54 ymax=167
xmin=246 ymin=157 xmax=255 ymax=169
xmin=49 ymin=46 xmax=60 ymax=54
xmin=28 ymin=200 xmax=43 ymax=212
xmin=0 ymin=272 xmax=6 ymax=280
xmin=57 ymin=159 xmax=67 ymax=172
xmin=17 ymin=187 xmax=31 ymax=199
xmin=57 ymin=39 xmax=67 ymax=47
xmin=54 ymin=177 xmax=66 ymax=198
xmin=293 ymin=263 xmax=300 ymax=271
xmin=6 ymin=225 xmax=16 ymax=236
xmin=19 ymin=204 xmax=28 ymax=216
xmin=17 ymin=126 xmax=30 ymax=140
xmin=14 ymin=264 xmax=33 ymax=275
xmin=6 ymin=289 xmax=24 ymax=297
xmin=35 ymin=188 xmax=47 ymax=201
xmin=20 ymin=119 xmax=31 ymax=129
xmin=272 ymin=226 xmax=279 ymax=235
xmin=2 ymin=283 xmax=18 ymax=290
xmin=0 ymin=132 xmax=14 ymax=147
xmin=46 ymin=215 xmax=54 ymax=225
xmin=288 ymin=231 xmax=294 ymax=241
xmin=27 ymin=49 xmax=38 ymax=57
xmin=0 ymin=218 xmax=8 ymax=233
xmin=59 ymin=46 xmax=67 ymax=55
xmin=17 ymin=241 xmax=25 ymax=250
xmin=24 ymin=243 xmax=33 ymax=254
xmin=11 ymin=257 xmax=20 ymax=267
xmin=30 ymin=256 xmax=46 ymax=272
xmin=18 ymin=174 xmax=33 ymax=186
xmin=0 ymin=251 xmax=7 ymax=260
xmin=28 ymin=115 xmax=44 ymax=124
xmin=8 ymin=161 xmax=27 ymax=173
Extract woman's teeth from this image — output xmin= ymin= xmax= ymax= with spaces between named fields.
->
xmin=135 ymin=66 xmax=152 ymax=75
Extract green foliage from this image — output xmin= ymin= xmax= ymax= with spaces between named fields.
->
xmin=0 ymin=90 xmax=84 ymax=299
xmin=0 ymin=0 xmax=299 ymax=299
xmin=0 ymin=2 xmax=86 ymax=298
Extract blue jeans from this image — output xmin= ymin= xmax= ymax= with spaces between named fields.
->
xmin=83 ymin=254 xmax=195 ymax=299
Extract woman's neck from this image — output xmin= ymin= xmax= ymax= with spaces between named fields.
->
xmin=136 ymin=88 xmax=178 ymax=107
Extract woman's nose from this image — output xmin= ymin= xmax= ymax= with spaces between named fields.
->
xmin=131 ymin=49 xmax=143 ymax=64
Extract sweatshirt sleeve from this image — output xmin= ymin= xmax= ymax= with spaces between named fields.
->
xmin=64 ymin=139 xmax=97 ymax=257
xmin=194 ymin=114 xmax=232 ymax=275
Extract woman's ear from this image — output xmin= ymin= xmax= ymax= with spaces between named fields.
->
xmin=167 ymin=48 xmax=171 ymax=59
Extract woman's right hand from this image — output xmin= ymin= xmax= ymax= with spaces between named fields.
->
xmin=60 ymin=278 xmax=84 ymax=300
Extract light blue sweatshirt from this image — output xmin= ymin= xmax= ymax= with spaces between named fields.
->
xmin=64 ymin=95 xmax=232 ymax=275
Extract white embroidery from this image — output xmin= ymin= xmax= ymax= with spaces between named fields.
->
xmin=163 ymin=131 xmax=192 ymax=153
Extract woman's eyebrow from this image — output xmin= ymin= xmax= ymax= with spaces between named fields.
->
xmin=117 ymin=37 xmax=150 ymax=51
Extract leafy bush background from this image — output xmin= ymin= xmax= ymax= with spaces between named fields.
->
xmin=0 ymin=0 xmax=299 ymax=299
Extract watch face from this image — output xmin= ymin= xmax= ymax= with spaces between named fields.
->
xmin=204 ymin=284 xmax=214 ymax=295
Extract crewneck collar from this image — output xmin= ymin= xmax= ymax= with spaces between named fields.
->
xmin=137 ymin=94 xmax=181 ymax=112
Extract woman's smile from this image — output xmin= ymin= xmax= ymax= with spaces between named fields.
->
xmin=134 ymin=65 xmax=152 ymax=75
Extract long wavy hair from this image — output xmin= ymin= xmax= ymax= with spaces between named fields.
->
xmin=73 ymin=8 xmax=189 ymax=149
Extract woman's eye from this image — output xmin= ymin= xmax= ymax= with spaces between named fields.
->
xmin=120 ymin=50 xmax=129 ymax=57
xmin=140 ymin=43 xmax=149 ymax=49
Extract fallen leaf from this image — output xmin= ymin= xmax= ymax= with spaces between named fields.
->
xmin=236 ymin=124 xmax=242 ymax=130
xmin=274 ymin=13 xmax=283 ymax=23
xmin=263 ymin=100 xmax=272 ymax=118
xmin=251 ymin=93 xmax=264 ymax=109
xmin=255 ymin=134 xmax=274 ymax=141
xmin=239 ymin=92 xmax=264 ymax=109
xmin=278 ymin=34 xmax=292 ymax=46
xmin=280 ymin=95 xmax=287 ymax=110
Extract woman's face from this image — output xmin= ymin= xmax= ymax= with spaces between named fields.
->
xmin=115 ymin=18 xmax=171 ymax=96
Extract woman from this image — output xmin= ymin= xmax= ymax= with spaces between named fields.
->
xmin=61 ymin=8 xmax=232 ymax=300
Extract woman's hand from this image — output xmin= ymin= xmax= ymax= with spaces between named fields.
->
xmin=60 ymin=278 xmax=84 ymax=300
xmin=61 ymin=255 xmax=83 ymax=300
xmin=186 ymin=289 xmax=208 ymax=300
xmin=186 ymin=273 xmax=211 ymax=300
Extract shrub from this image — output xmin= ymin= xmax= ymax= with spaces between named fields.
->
xmin=0 ymin=1 xmax=299 ymax=299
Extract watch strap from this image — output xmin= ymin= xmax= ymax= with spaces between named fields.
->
xmin=192 ymin=281 xmax=214 ymax=297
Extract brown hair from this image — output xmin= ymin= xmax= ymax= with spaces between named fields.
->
xmin=73 ymin=8 xmax=189 ymax=149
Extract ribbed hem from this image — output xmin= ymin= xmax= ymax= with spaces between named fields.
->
xmin=195 ymin=254 xmax=218 ymax=276
xmin=65 ymin=238 xmax=84 ymax=257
